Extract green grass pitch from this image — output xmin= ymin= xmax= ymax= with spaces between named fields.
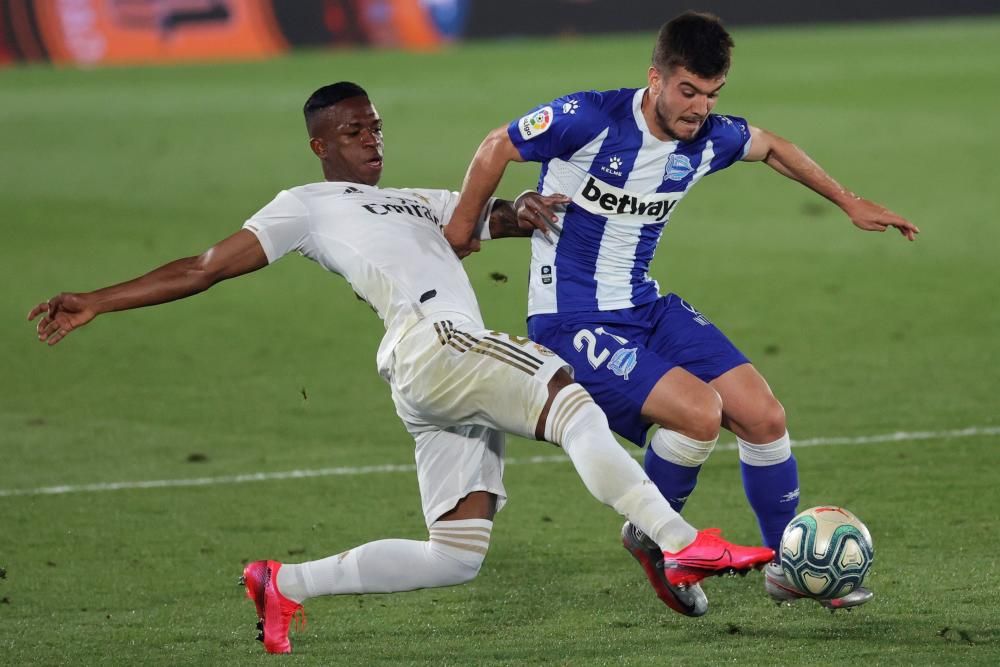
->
xmin=2 ymin=17 xmax=999 ymax=665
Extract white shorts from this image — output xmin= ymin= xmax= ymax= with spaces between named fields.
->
xmin=389 ymin=315 xmax=570 ymax=526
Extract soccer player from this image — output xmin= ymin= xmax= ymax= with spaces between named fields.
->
xmin=445 ymin=12 xmax=918 ymax=610
xmin=28 ymin=82 xmax=774 ymax=653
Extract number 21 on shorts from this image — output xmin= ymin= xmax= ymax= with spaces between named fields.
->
xmin=573 ymin=327 xmax=632 ymax=369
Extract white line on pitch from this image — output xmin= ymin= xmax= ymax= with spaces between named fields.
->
xmin=1 ymin=425 xmax=997 ymax=498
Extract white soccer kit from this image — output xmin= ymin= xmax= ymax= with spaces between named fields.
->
xmin=243 ymin=182 xmax=568 ymax=525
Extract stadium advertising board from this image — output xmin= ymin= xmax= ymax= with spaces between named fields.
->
xmin=0 ymin=0 xmax=468 ymax=66
xmin=463 ymin=0 xmax=1000 ymax=37
xmin=3 ymin=0 xmax=997 ymax=67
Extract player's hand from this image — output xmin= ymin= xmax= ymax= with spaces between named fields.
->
xmin=515 ymin=192 xmax=570 ymax=241
xmin=842 ymin=196 xmax=920 ymax=241
xmin=444 ymin=224 xmax=482 ymax=259
xmin=27 ymin=292 xmax=97 ymax=346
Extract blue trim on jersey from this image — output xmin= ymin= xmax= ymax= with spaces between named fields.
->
xmin=632 ymin=221 xmax=665 ymax=288
xmin=554 ymin=205 xmax=602 ymax=311
xmin=536 ymin=160 xmax=549 ymax=194
xmin=706 ymin=114 xmax=752 ymax=172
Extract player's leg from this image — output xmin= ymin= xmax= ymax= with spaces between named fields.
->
xmin=527 ymin=308 xmax=723 ymax=513
xmin=640 ymin=294 xmax=764 ymax=518
xmin=705 ymin=364 xmax=874 ymax=607
xmin=534 ymin=368 xmax=772 ymax=612
xmin=398 ymin=318 xmax=772 ymax=609
xmin=396 ymin=319 xmax=700 ymax=614
xmin=277 ymin=425 xmax=502 ymax=599
xmin=709 ymin=363 xmax=797 ymax=554
xmin=525 ymin=312 xmax=767 ymax=609
xmin=273 ymin=500 xmax=496 ymax=602
xmin=538 ymin=369 xmax=696 ymax=553
xmin=640 ymin=367 xmax=723 ymax=512
xmin=535 ymin=368 xmax=710 ymax=615
xmin=630 ymin=298 xmax=724 ymax=516
xmin=641 ymin=295 xmax=794 ymax=547
xmin=242 ymin=420 xmax=505 ymax=653
xmin=437 ymin=323 xmax=699 ymax=556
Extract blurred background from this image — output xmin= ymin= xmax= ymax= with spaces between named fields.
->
xmin=3 ymin=2 xmax=999 ymax=664
xmin=3 ymin=0 xmax=999 ymax=66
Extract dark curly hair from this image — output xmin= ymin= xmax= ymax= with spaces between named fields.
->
xmin=652 ymin=11 xmax=734 ymax=78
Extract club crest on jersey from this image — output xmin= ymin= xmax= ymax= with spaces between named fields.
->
xmin=519 ymin=106 xmax=553 ymax=140
xmin=607 ymin=348 xmax=638 ymax=380
xmin=574 ymin=175 xmax=680 ymax=222
xmin=664 ymin=153 xmax=694 ymax=182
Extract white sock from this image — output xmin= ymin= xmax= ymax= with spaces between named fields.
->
xmin=276 ymin=519 xmax=492 ymax=602
xmin=650 ymin=428 xmax=718 ymax=467
xmin=737 ymin=432 xmax=792 ymax=465
xmin=545 ymin=384 xmax=697 ymax=552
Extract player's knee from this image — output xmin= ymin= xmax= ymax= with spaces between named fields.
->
xmin=650 ymin=427 xmax=718 ymax=467
xmin=544 ymin=383 xmax=608 ymax=446
xmin=547 ymin=368 xmax=575 ymax=394
xmin=761 ymin=399 xmax=787 ymax=440
xmin=644 ymin=375 xmax=722 ymax=441
xmin=746 ymin=399 xmax=786 ymax=443
xmin=683 ymin=389 xmax=723 ymax=442
xmin=437 ymin=548 xmax=485 ymax=585
xmin=539 ymin=373 xmax=588 ymax=441
xmin=428 ymin=541 xmax=487 ymax=585
xmin=428 ymin=519 xmax=492 ymax=586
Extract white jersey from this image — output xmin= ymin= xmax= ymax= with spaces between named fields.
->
xmin=243 ymin=181 xmax=494 ymax=379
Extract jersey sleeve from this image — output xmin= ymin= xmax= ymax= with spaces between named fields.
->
xmin=507 ymin=90 xmax=608 ymax=162
xmin=708 ymin=114 xmax=753 ymax=172
xmin=401 ymin=188 xmax=497 ymax=240
xmin=242 ymin=190 xmax=311 ymax=263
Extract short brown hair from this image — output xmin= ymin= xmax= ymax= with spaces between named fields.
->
xmin=652 ymin=11 xmax=733 ymax=78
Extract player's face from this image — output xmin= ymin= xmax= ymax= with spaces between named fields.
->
xmin=646 ymin=65 xmax=725 ymax=142
xmin=310 ymin=96 xmax=384 ymax=185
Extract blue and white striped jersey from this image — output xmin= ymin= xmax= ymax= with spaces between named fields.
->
xmin=507 ymin=87 xmax=752 ymax=315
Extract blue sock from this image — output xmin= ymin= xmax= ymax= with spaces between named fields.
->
xmin=644 ymin=445 xmax=702 ymax=513
xmin=740 ymin=453 xmax=799 ymax=554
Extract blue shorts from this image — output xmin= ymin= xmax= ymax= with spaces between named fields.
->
xmin=527 ymin=293 xmax=749 ymax=447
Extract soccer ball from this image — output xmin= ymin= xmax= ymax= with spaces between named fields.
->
xmin=779 ymin=506 xmax=874 ymax=599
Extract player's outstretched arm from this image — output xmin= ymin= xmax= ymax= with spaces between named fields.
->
xmin=744 ymin=125 xmax=920 ymax=241
xmin=28 ymin=229 xmax=268 ymax=346
xmin=446 ymin=126 xmax=526 ymax=257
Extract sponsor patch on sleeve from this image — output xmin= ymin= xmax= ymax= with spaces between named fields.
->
xmin=518 ymin=106 xmax=554 ymax=140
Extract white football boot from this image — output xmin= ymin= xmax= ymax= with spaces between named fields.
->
xmin=765 ymin=562 xmax=873 ymax=612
